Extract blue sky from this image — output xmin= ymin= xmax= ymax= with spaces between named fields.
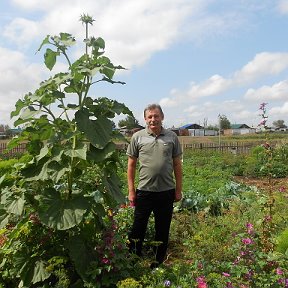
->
xmin=1 ymin=0 xmax=288 ymax=128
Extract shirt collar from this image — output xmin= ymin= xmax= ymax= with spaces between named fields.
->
xmin=146 ymin=126 xmax=164 ymax=136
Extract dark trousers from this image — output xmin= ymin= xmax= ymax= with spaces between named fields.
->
xmin=128 ymin=189 xmax=175 ymax=264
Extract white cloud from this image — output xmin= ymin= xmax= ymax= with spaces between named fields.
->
xmin=277 ymin=0 xmax=288 ymax=14
xmin=188 ymin=75 xmax=231 ymax=98
xmin=159 ymin=52 xmax=288 ymax=109
xmin=3 ymin=18 xmax=39 ymax=46
xmin=268 ymin=102 xmax=288 ymax=125
xmin=159 ymin=97 xmax=177 ymax=108
xmin=0 ymin=47 xmax=44 ymax=125
xmin=270 ymin=102 xmax=288 ymax=117
xmin=6 ymin=0 xmax=199 ymax=68
xmin=183 ymin=105 xmax=198 ymax=113
xmin=244 ymin=80 xmax=288 ymax=101
xmin=234 ymin=52 xmax=288 ymax=84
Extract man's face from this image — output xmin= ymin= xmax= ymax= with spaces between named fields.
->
xmin=144 ymin=108 xmax=164 ymax=131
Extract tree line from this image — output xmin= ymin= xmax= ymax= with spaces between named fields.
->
xmin=116 ymin=115 xmax=287 ymax=130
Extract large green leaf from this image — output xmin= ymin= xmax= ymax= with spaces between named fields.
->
xmin=20 ymin=105 xmax=40 ymax=120
xmin=37 ymin=34 xmax=51 ymax=52
xmin=38 ymin=187 xmax=90 ymax=230
xmin=59 ymin=32 xmax=76 ymax=46
xmin=44 ymin=48 xmax=59 ymax=70
xmin=101 ymin=63 xmax=115 ymax=79
xmin=16 ymin=255 xmax=51 ymax=286
xmin=64 ymin=144 xmax=88 ymax=160
xmin=11 ymin=99 xmax=26 ymax=118
xmin=95 ymin=37 xmax=105 ymax=49
xmin=1 ymin=187 xmax=25 ymax=216
xmin=0 ymin=205 xmax=9 ymax=229
xmin=103 ymin=171 xmax=125 ymax=205
xmin=21 ymin=157 xmax=49 ymax=180
xmin=22 ymin=155 xmax=70 ymax=182
xmin=87 ymin=142 xmax=115 ymax=162
xmin=75 ymin=109 xmax=112 ymax=148
xmin=67 ymin=236 xmax=93 ymax=281
xmin=36 ymin=145 xmax=50 ymax=162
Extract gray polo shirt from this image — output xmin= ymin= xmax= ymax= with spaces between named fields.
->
xmin=127 ymin=127 xmax=182 ymax=192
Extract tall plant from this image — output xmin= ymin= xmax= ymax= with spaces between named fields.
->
xmin=0 ymin=15 xmax=132 ymax=287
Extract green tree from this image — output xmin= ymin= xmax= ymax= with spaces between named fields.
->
xmin=118 ymin=115 xmax=139 ymax=129
xmin=219 ymin=114 xmax=231 ymax=130
xmin=0 ymin=124 xmax=11 ymax=132
xmin=0 ymin=15 xmax=132 ymax=287
xmin=272 ymin=119 xmax=286 ymax=129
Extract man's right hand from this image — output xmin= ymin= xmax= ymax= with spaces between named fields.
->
xmin=128 ymin=190 xmax=136 ymax=207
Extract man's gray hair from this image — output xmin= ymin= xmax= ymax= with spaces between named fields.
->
xmin=144 ymin=104 xmax=164 ymax=118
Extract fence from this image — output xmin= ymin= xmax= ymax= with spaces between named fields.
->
xmin=0 ymin=142 xmax=27 ymax=156
xmin=0 ymin=140 xmax=284 ymax=157
xmin=181 ymin=140 xmax=284 ymax=154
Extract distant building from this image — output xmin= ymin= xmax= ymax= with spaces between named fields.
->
xmin=178 ymin=123 xmax=218 ymax=136
xmin=224 ymin=124 xmax=256 ymax=135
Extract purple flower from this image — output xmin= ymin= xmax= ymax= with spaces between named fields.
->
xmin=259 ymin=103 xmax=268 ymax=110
xmin=258 ymin=119 xmax=266 ymax=126
xmin=101 ymin=257 xmax=110 ymax=264
xmin=246 ymin=223 xmax=254 ymax=234
xmin=242 ymin=238 xmax=253 ymax=245
xmin=164 ymin=280 xmax=171 ymax=287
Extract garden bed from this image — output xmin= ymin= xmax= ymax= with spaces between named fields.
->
xmin=234 ymin=176 xmax=288 ymax=193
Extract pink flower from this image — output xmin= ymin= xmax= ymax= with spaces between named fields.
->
xmin=276 ymin=267 xmax=283 ymax=275
xmin=222 ymin=272 xmax=230 ymax=277
xmin=279 ymin=186 xmax=286 ymax=193
xmin=264 ymin=215 xmax=272 ymax=222
xmin=258 ymin=119 xmax=266 ymax=126
xmin=197 ymin=283 xmax=207 ymax=288
xmin=101 ymin=258 xmax=110 ymax=264
xmin=196 ymin=276 xmax=207 ymax=288
xmin=246 ymin=223 xmax=254 ymax=234
xmin=242 ymin=238 xmax=253 ymax=245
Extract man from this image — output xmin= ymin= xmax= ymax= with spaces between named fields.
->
xmin=126 ymin=103 xmax=182 ymax=268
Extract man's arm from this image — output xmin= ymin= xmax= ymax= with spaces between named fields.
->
xmin=173 ymin=156 xmax=183 ymax=202
xmin=127 ymin=155 xmax=137 ymax=204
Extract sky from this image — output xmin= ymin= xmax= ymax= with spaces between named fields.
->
xmin=1 ymin=0 xmax=288 ymax=129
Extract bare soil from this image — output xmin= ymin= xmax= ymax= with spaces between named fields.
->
xmin=233 ymin=176 xmax=288 ymax=193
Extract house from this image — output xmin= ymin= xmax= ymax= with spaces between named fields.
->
xmin=224 ymin=124 xmax=255 ymax=135
xmin=178 ymin=124 xmax=218 ymax=136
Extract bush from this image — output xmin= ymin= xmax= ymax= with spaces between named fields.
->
xmin=276 ymin=228 xmax=288 ymax=254
xmin=243 ymin=144 xmax=288 ymax=178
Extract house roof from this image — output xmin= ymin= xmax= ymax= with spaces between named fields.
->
xmin=230 ymin=124 xmax=251 ymax=129
xmin=179 ymin=123 xmax=204 ymax=129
